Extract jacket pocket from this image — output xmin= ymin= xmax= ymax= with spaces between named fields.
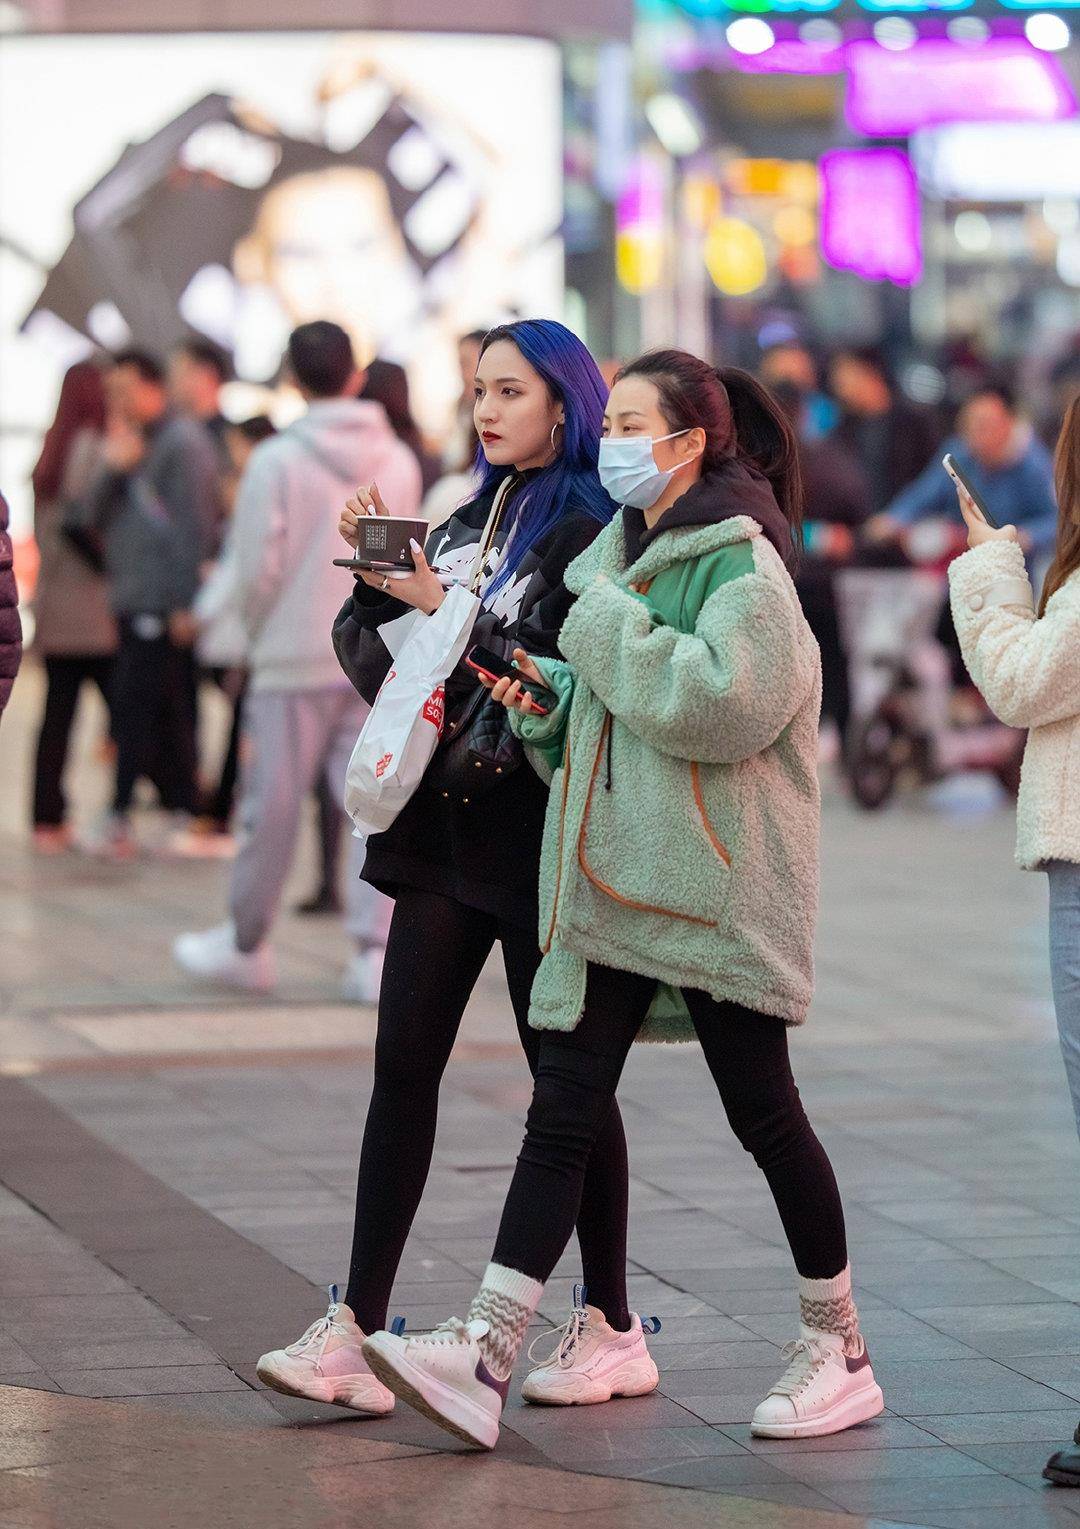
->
xmin=691 ymin=761 xmax=731 ymax=867
xmin=577 ymin=717 xmax=733 ymax=929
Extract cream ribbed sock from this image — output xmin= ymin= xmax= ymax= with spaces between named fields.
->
xmin=799 ymin=1264 xmax=861 ymax=1355
xmin=467 ymin=1262 xmax=544 ymax=1379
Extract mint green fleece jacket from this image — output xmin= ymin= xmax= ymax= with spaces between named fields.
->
xmin=512 ymin=512 xmax=822 ymax=1041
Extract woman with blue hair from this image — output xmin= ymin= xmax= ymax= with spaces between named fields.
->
xmin=257 ymin=321 xmax=659 ymax=1415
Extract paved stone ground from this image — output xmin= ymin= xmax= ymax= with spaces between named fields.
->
xmin=3 ymin=665 xmax=1080 ymax=1529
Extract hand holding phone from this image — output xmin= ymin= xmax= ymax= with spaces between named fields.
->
xmin=466 ymin=645 xmax=552 ymax=716
xmin=942 ymin=454 xmax=999 ymax=529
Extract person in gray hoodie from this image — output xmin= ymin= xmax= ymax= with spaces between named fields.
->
xmin=174 ymin=322 xmax=421 ymax=1001
xmin=75 ymin=350 xmax=223 ymax=855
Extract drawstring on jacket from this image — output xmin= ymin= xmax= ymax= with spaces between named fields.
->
xmin=605 ymin=718 xmax=614 ymax=792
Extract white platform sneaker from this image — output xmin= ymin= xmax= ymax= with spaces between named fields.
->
xmin=256 ymin=1286 xmax=395 ymax=1415
xmin=521 ymin=1294 xmax=660 ymax=1406
xmin=172 ymin=921 xmax=276 ymax=993
xmin=363 ymin=1318 xmax=507 ymax=1449
xmin=340 ymin=945 xmax=384 ymax=1006
xmin=751 ymin=1325 xmax=885 ymax=1439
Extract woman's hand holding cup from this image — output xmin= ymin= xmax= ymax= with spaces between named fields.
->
xmin=339 ymin=480 xmax=391 ymax=549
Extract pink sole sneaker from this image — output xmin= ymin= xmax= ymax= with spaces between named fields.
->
xmin=256 ymin=1350 xmax=394 ymax=1416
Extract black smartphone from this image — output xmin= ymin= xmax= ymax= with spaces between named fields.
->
xmin=942 ymin=454 xmax=999 ymax=529
xmin=465 ymin=645 xmax=552 ymax=715
xmin=332 ymin=558 xmax=401 ymax=571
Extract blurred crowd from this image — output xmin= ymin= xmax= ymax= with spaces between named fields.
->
xmin=12 ymin=318 xmax=1080 ymax=914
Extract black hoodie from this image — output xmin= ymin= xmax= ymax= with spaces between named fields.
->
xmin=622 ymin=458 xmax=797 ymax=571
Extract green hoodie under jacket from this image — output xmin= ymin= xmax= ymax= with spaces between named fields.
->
xmin=512 ymin=501 xmax=822 ymax=1042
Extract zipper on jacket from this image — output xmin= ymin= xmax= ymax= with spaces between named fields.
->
xmin=541 ymin=731 xmax=573 ymax=955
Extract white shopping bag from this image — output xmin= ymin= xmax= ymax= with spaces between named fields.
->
xmin=344 ymin=581 xmax=480 ymax=836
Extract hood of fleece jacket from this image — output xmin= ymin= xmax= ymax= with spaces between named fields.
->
xmin=285 ymin=398 xmax=404 ymax=482
xmin=622 ymin=457 xmax=795 ymax=570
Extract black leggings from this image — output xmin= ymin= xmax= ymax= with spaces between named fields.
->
xmin=344 ymin=890 xmax=631 ymax=1333
xmin=32 ymin=654 xmax=113 ymax=826
xmin=493 ymin=963 xmax=847 ymax=1288
xmin=111 ymin=622 xmax=198 ymax=815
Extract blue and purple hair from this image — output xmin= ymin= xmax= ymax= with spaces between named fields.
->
xmin=473 ymin=319 xmax=616 ymax=595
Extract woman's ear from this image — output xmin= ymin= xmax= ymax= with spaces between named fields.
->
xmin=682 ymin=427 xmax=707 ymax=462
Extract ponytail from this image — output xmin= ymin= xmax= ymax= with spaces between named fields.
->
xmin=718 ymin=367 xmax=804 ymax=546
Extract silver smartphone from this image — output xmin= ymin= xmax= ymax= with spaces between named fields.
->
xmin=942 ymin=454 xmax=999 ymax=529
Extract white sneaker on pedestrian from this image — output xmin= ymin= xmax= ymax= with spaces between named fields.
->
xmin=751 ymin=1325 xmax=884 ymax=1439
xmin=340 ymin=946 xmax=384 ymax=1006
xmin=81 ymin=812 xmax=138 ymax=861
xmin=363 ymin=1317 xmax=506 ymax=1449
xmin=521 ymin=1292 xmax=660 ymax=1406
xmin=172 ymin=921 xmax=276 ymax=993
xmin=257 ymin=1286 xmax=395 ymax=1415
xmin=164 ymin=823 xmax=237 ymax=860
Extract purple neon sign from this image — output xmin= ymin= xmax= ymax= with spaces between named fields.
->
xmin=820 ymin=149 xmax=922 ymax=287
xmin=845 ymin=39 xmax=1075 ymax=135
xmin=730 ymin=39 xmax=845 ymax=74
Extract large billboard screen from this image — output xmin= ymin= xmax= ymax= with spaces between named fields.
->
xmin=0 ymin=31 xmax=564 ymax=534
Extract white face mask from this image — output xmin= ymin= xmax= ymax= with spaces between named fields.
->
xmin=598 ymin=430 xmax=696 ymax=510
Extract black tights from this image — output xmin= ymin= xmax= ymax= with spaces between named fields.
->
xmin=32 ymin=655 xmax=113 ymax=826
xmin=344 ymin=890 xmax=631 ymax=1333
xmin=494 ymin=962 xmax=848 ymax=1288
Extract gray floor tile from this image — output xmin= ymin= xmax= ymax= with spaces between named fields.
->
xmin=50 ymin=1366 xmax=250 ymax=1398
xmin=914 ymin=1412 xmax=1080 ymax=1445
xmin=872 ymin=1360 xmax=1076 ymax=1416
xmin=819 ymin=1472 xmax=1048 ymax=1514
xmin=529 ymin=1424 xmax=750 ymax=1464
xmin=766 ymin=1445 xmax=993 ymax=1484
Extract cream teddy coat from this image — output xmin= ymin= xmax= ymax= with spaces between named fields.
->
xmin=949 ymin=539 xmax=1080 ymax=871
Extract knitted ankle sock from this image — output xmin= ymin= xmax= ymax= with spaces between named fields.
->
xmin=798 ymin=1264 xmax=861 ymax=1355
xmin=467 ymin=1262 xmax=544 ymax=1380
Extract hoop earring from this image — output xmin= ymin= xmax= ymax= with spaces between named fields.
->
xmin=550 ymin=422 xmax=564 ymax=454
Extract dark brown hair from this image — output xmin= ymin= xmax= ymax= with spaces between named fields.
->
xmin=1039 ymin=393 xmax=1080 ymax=617
xmin=614 ymin=350 xmax=803 ymax=546
xmin=31 ymin=360 xmax=107 ymax=503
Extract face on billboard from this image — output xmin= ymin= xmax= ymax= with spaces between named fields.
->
xmin=233 ymin=167 xmax=421 ymax=355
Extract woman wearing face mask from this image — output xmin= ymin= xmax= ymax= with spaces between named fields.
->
xmin=359 ymin=351 xmax=884 ymax=1451
xmin=257 ymin=321 xmax=661 ymax=1416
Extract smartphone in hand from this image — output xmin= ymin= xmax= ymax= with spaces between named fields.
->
xmin=943 ymin=454 xmax=1000 ymax=529
xmin=465 ymin=644 xmax=552 ymax=715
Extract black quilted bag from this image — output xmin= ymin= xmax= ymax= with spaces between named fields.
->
xmin=426 ymin=683 xmax=522 ymax=803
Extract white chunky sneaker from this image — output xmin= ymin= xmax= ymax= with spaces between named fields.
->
xmin=256 ymin=1286 xmax=395 ymax=1415
xmin=521 ymin=1293 xmax=661 ymax=1406
xmin=751 ymin=1325 xmax=884 ymax=1439
xmin=172 ymin=922 xmax=276 ymax=993
xmin=340 ymin=946 xmax=384 ymax=1006
xmin=363 ymin=1317 xmax=506 ymax=1449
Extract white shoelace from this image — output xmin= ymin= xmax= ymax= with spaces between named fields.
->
xmin=286 ymin=1287 xmax=347 ymax=1361
xmin=770 ymin=1337 xmax=833 ymax=1399
xmin=410 ymin=1317 xmax=486 ymax=1348
xmin=527 ymin=1305 xmax=589 ymax=1370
